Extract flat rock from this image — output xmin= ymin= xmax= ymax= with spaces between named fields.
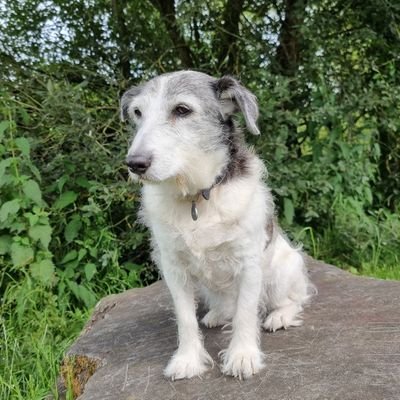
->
xmin=60 ymin=259 xmax=400 ymax=400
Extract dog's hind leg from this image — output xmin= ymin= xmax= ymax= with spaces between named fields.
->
xmin=200 ymin=289 xmax=235 ymax=328
xmin=262 ymin=235 xmax=313 ymax=332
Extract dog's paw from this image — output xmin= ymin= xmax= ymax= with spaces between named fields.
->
xmin=263 ymin=305 xmax=303 ymax=332
xmin=201 ymin=310 xmax=227 ymax=328
xmin=164 ymin=348 xmax=213 ymax=380
xmin=220 ymin=346 xmax=265 ymax=379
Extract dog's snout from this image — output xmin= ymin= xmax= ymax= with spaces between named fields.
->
xmin=126 ymin=155 xmax=152 ymax=175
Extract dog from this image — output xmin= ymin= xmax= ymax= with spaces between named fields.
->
xmin=121 ymin=71 xmax=314 ymax=380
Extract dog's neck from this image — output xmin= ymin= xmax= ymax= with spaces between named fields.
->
xmin=187 ymin=169 xmax=227 ymax=221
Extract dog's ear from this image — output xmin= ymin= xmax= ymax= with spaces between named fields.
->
xmin=120 ymin=85 xmax=143 ymax=122
xmin=213 ymin=76 xmax=260 ymax=135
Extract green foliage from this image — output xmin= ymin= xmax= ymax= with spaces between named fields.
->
xmin=0 ymin=83 xmax=153 ymax=306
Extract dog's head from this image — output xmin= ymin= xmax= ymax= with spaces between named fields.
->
xmin=121 ymin=71 xmax=259 ymax=192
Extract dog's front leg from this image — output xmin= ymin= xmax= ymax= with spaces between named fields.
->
xmin=221 ymin=256 xmax=265 ymax=379
xmin=162 ymin=264 xmax=213 ymax=380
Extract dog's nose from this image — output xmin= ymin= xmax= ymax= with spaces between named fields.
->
xmin=126 ymin=155 xmax=152 ymax=175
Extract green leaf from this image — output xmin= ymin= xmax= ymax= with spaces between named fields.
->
xmin=22 ymin=180 xmax=42 ymax=205
xmin=25 ymin=212 xmax=39 ymax=226
xmin=67 ymin=281 xmax=97 ymax=308
xmin=53 ymin=191 xmax=78 ymax=209
xmin=0 ymin=121 xmax=9 ymax=139
xmin=28 ymin=224 xmax=52 ymax=249
xmin=10 ymin=242 xmax=34 ymax=267
xmin=76 ymin=177 xmax=91 ymax=189
xmin=61 ymin=250 xmax=78 ymax=264
xmin=0 ymin=158 xmax=12 ymax=181
xmin=30 ymin=259 xmax=55 ymax=284
xmin=15 ymin=137 xmax=30 ymax=157
xmin=18 ymin=107 xmax=30 ymax=124
xmin=64 ymin=217 xmax=82 ymax=243
xmin=364 ymin=187 xmax=373 ymax=205
xmin=78 ymin=248 xmax=87 ymax=261
xmin=84 ymin=263 xmax=97 ymax=281
xmin=284 ymin=198 xmax=295 ymax=225
xmin=0 ymin=235 xmax=12 ymax=255
xmin=0 ymin=199 xmax=20 ymax=222
xmin=57 ymin=175 xmax=68 ymax=193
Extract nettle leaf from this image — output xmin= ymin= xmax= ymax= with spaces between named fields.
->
xmin=18 ymin=107 xmax=30 ymax=124
xmin=54 ymin=191 xmax=78 ymax=209
xmin=0 ymin=121 xmax=10 ymax=139
xmin=25 ymin=212 xmax=39 ymax=226
xmin=0 ymin=235 xmax=12 ymax=255
xmin=15 ymin=137 xmax=30 ymax=157
xmin=61 ymin=250 xmax=78 ymax=264
xmin=57 ymin=175 xmax=68 ymax=193
xmin=0 ymin=199 xmax=20 ymax=222
xmin=284 ymin=197 xmax=295 ymax=225
xmin=28 ymin=224 xmax=52 ymax=249
xmin=22 ymin=180 xmax=42 ymax=205
xmin=64 ymin=216 xmax=82 ymax=243
xmin=30 ymin=259 xmax=55 ymax=284
xmin=10 ymin=242 xmax=34 ymax=267
xmin=78 ymin=248 xmax=87 ymax=261
xmin=76 ymin=177 xmax=91 ymax=189
xmin=0 ymin=158 xmax=12 ymax=181
xmin=84 ymin=263 xmax=97 ymax=281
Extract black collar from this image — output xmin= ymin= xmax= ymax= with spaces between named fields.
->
xmin=190 ymin=171 xmax=226 ymax=221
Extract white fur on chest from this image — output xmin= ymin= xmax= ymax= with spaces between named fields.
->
xmin=140 ymin=171 xmax=271 ymax=290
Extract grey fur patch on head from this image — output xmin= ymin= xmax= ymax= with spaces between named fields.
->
xmin=212 ymin=76 xmax=260 ymax=135
xmin=165 ymin=71 xmax=215 ymax=101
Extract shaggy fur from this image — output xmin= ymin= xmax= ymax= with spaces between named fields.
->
xmin=121 ymin=71 xmax=314 ymax=380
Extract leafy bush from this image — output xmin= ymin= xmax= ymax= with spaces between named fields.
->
xmin=253 ymin=71 xmax=400 ymax=272
xmin=0 ymin=81 xmax=155 ymax=310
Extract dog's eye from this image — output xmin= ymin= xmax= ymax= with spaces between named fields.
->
xmin=173 ymin=105 xmax=192 ymax=117
xmin=133 ymin=108 xmax=142 ymax=118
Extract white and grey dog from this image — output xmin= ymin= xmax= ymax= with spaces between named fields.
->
xmin=121 ymin=71 xmax=313 ymax=380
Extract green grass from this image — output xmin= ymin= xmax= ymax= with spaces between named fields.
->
xmin=356 ymin=263 xmax=400 ymax=280
xmin=0 ymin=276 xmax=88 ymax=400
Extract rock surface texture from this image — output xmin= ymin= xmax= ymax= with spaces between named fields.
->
xmin=60 ymin=259 xmax=400 ymax=400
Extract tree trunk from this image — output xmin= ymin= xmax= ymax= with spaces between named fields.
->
xmin=149 ymin=0 xmax=194 ymax=68
xmin=274 ymin=0 xmax=306 ymax=76
xmin=111 ymin=0 xmax=132 ymax=81
xmin=216 ymin=0 xmax=245 ymax=74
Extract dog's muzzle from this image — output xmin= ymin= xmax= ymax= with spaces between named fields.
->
xmin=126 ymin=154 xmax=152 ymax=175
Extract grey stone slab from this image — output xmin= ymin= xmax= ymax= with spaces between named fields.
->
xmin=60 ymin=259 xmax=400 ymax=400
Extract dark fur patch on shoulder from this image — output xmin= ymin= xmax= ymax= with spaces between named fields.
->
xmin=219 ymin=118 xmax=251 ymax=183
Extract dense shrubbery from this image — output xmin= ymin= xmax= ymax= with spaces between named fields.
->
xmin=0 ymin=81 xmax=153 ymax=308
xmin=254 ymin=71 xmax=400 ymax=273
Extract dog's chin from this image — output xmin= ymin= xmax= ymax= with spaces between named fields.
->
xmin=128 ymin=170 xmax=174 ymax=185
